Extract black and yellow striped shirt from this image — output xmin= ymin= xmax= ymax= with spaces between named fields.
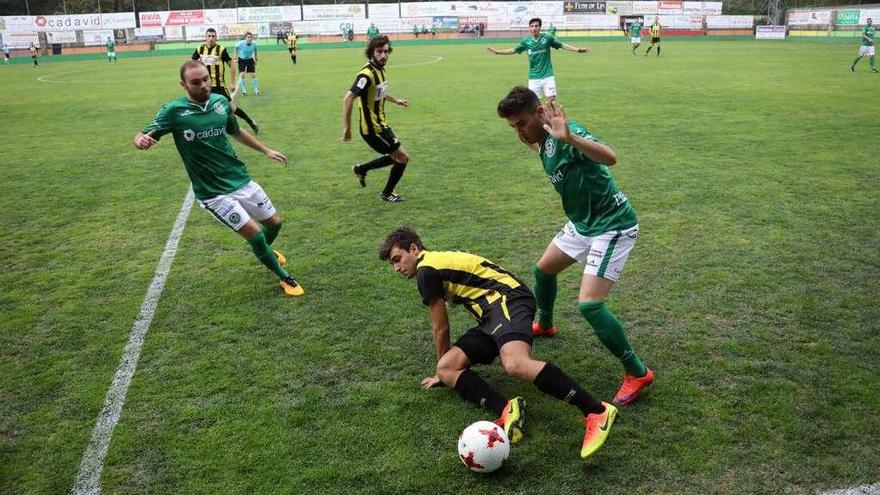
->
xmin=287 ymin=33 xmax=297 ymax=49
xmin=416 ymin=251 xmax=532 ymax=321
xmin=192 ymin=43 xmax=232 ymax=89
xmin=349 ymin=62 xmax=389 ymax=135
xmin=650 ymin=22 xmax=661 ymax=38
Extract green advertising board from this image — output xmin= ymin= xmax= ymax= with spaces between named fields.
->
xmin=836 ymin=9 xmax=860 ymax=26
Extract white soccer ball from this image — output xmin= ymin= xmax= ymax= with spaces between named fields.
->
xmin=457 ymin=420 xmax=510 ymax=473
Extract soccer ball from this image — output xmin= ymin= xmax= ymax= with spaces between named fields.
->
xmin=457 ymin=421 xmax=510 ymax=473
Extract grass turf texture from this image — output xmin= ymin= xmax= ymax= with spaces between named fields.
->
xmin=1 ymin=39 xmax=878 ymax=494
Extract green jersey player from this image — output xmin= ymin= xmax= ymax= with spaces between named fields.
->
xmin=488 ymin=17 xmax=590 ymax=102
xmin=133 ymin=60 xmax=304 ymax=297
xmin=106 ymin=37 xmax=117 ymax=63
xmin=628 ymin=19 xmax=643 ymax=54
xmin=497 ymin=87 xmax=654 ymax=407
xmin=850 ymin=18 xmax=877 ymax=73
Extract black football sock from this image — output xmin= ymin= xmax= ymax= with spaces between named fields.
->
xmin=382 ymin=162 xmax=407 ymax=195
xmin=454 ymin=369 xmax=508 ymax=416
xmin=234 ymin=107 xmax=256 ymax=129
xmin=533 ymin=363 xmax=604 ymax=415
xmin=360 ymin=154 xmax=395 ymax=172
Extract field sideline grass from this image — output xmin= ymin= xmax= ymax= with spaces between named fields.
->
xmin=1 ymin=39 xmax=878 ymax=494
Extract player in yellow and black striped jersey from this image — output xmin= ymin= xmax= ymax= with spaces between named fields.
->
xmin=286 ymin=30 xmax=297 ymax=65
xmin=645 ymin=16 xmax=661 ymax=56
xmin=342 ymin=35 xmax=412 ymax=203
xmin=378 ymin=227 xmax=618 ymax=459
xmin=192 ymin=28 xmax=259 ymax=133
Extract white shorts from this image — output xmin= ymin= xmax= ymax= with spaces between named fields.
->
xmin=858 ymin=45 xmax=875 ymax=57
xmin=552 ymin=221 xmax=639 ymax=281
xmin=107 ymin=51 xmax=115 ymax=57
xmin=528 ymin=76 xmax=557 ymax=99
xmin=631 ymin=37 xmax=641 ymax=44
xmin=199 ymin=181 xmax=276 ymax=232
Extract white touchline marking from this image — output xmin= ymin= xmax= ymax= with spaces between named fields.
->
xmin=393 ymin=55 xmax=443 ymax=68
xmin=820 ymin=483 xmax=880 ymax=495
xmin=71 ymin=189 xmax=194 ymax=495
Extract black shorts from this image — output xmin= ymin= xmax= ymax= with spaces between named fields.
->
xmin=211 ymin=86 xmax=232 ymax=101
xmin=238 ymin=58 xmax=256 ymax=73
xmin=288 ymin=47 xmax=296 ymax=53
xmin=360 ymin=127 xmax=402 ymax=155
xmin=454 ymin=296 xmax=535 ymax=366
xmin=652 ymin=37 xmax=661 ymax=43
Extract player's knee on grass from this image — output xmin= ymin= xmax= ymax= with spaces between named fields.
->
xmin=392 ymin=148 xmax=410 ymax=165
xmin=500 ymin=354 xmax=533 ymax=381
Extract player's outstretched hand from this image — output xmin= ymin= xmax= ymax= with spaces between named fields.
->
xmin=133 ymin=132 xmax=157 ymax=150
xmin=542 ymin=100 xmax=570 ymax=142
xmin=397 ymin=98 xmax=409 ymax=108
xmin=342 ymin=128 xmax=351 ymax=142
xmin=265 ymin=149 xmax=287 ymax=165
xmin=487 ymin=47 xmax=496 ymax=54
xmin=579 ymin=47 xmax=591 ymax=54
xmin=421 ymin=375 xmax=442 ymax=389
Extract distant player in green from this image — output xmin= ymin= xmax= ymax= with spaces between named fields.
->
xmin=413 ymin=24 xmax=420 ymax=38
xmin=367 ymin=23 xmax=380 ymax=40
xmin=106 ymin=37 xmax=117 ymax=63
xmin=645 ymin=17 xmax=661 ymax=56
xmin=133 ymin=60 xmax=304 ymax=297
xmin=497 ymin=87 xmax=654 ymax=407
xmin=29 ymin=42 xmax=38 ymax=67
xmin=628 ymin=19 xmax=643 ymax=54
xmin=548 ymin=23 xmax=558 ymax=38
xmin=850 ymin=18 xmax=877 ymax=73
xmin=488 ymin=18 xmax=590 ymax=102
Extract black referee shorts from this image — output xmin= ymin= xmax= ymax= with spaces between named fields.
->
xmin=454 ymin=296 xmax=535 ymax=366
xmin=360 ymin=127 xmax=402 ymax=155
xmin=238 ymin=58 xmax=256 ymax=73
xmin=651 ymin=37 xmax=661 ymax=43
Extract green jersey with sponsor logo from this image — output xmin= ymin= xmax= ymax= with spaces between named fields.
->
xmin=862 ymin=25 xmax=875 ymax=46
xmin=143 ymin=93 xmax=249 ymax=200
xmin=539 ymin=121 xmax=638 ymax=236
xmin=630 ymin=21 xmax=643 ymax=39
xmin=367 ymin=26 xmax=379 ymax=39
xmin=514 ymin=34 xmax=563 ymax=79
xmin=106 ymin=40 xmax=115 ymax=51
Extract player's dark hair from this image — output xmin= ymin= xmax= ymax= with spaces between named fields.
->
xmin=529 ymin=17 xmax=542 ymax=27
xmin=379 ymin=227 xmax=424 ymax=261
xmin=497 ymin=86 xmax=540 ymax=118
xmin=180 ymin=59 xmax=206 ymax=81
xmin=365 ymin=35 xmax=392 ymax=60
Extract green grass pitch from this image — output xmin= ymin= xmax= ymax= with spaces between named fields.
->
xmin=1 ymin=38 xmax=878 ymax=494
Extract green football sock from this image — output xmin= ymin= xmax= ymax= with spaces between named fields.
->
xmin=247 ymin=230 xmax=289 ymax=279
xmin=871 ymin=57 xmax=876 ymax=69
xmin=533 ymin=265 xmax=557 ymax=328
xmin=578 ymin=301 xmax=647 ymax=377
xmin=851 ymin=56 xmax=862 ymax=68
xmin=264 ymin=221 xmax=282 ymax=245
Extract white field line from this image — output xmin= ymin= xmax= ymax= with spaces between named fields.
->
xmin=71 ymin=189 xmax=194 ymax=495
xmin=36 ymin=69 xmax=91 ymax=83
xmin=820 ymin=483 xmax=880 ymax=495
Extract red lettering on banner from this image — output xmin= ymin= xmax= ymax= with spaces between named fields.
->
xmin=166 ymin=10 xmax=205 ymax=26
xmin=659 ymin=0 xmax=683 ymax=8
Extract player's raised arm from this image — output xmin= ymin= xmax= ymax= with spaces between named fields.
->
xmin=133 ymin=131 xmax=158 ymax=150
xmin=488 ymin=47 xmax=516 ymax=55
xmin=543 ymin=101 xmax=616 ymax=166
xmin=561 ymin=42 xmax=590 ymax=54
xmin=384 ymin=93 xmax=409 ymax=107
